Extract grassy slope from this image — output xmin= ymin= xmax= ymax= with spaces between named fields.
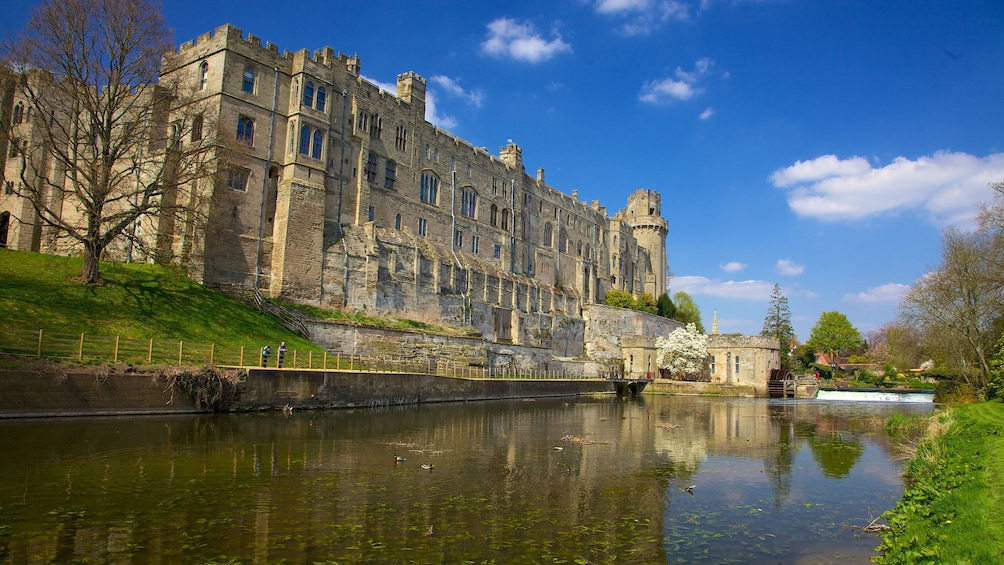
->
xmin=876 ymin=401 xmax=1004 ymax=564
xmin=0 ymin=249 xmax=319 ymax=352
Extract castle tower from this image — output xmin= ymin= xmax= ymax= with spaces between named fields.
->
xmin=626 ymin=189 xmax=668 ymax=298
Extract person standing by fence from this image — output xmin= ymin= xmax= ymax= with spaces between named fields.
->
xmin=277 ymin=342 xmax=287 ymax=368
xmin=261 ymin=344 xmax=271 ymax=367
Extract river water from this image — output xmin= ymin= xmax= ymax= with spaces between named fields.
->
xmin=0 ymin=395 xmax=932 ymax=564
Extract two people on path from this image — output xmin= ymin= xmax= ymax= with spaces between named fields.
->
xmin=261 ymin=342 xmax=289 ymax=368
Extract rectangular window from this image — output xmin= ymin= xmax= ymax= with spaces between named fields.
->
xmin=418 ymin=217 xmax=427 ymax=236
xmin=384 ymin=161 xmax=396 ymax=189
xmin=368 ymin=206 xmax=375 ymax=222
xmin=365 ymin=152 xmax=378 ymax=183
xmin=461 ymin=188 xmax=477 ymax=219
xmin=709 ymin=355 xmax=716 ymax=374
xmin=471 ymin=236 xmax=479 ymax=254
xmin=227 ymin=168 xmax=249 ymax=191
xmin=395 ymin=125 xmax=407 ymax=151
xmin=493 ymin=244 xmax=501 ymax=259
xmin=735 ymin=356 xmax=740 ymax=374
xmin=453 ymin=229 xmax=463 ymax=248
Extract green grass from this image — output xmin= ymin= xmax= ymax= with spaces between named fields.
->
xmin=0 ymin=249 xmax=320 ymax=353
xmin=875 ymin=401 xmax=1004 ymax=564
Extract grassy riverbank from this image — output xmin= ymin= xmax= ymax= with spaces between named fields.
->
xmin=0 ymin=249 xmax=318 ymax=352
xmin=875 ymin=401 xmax=1004 ymax=564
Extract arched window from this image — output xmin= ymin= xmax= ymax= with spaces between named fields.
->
xmin=577 ymin=241 xmax=582 ymax=256
xmin=191 ymin=114 xmax=203 ymax=142
xmin=303 ymin=81 xmax=314 ymax=107
xmin=460 ymin=187 xmax=477 ymax=219
xmin=613 ymin=254 xmax=618 ymax=268
xmin=237 ymin=116 xmax=254 ymax=145
xmin=299 ymin=125 xmax=310 ymax=155
xmin=395 ymin=213 xmax=401 ymax=230
xmin=585 ymin=244 xmax=591 ymax=260
xmin=12 ymin=103 xmax=23 ymax=125
xmin=420 ymin=171 xmax=439 ymax=205
xmin=501 ymin=209 xmax=509 ymax=231
xmin=490 ymin=204 xmax=498 ymax=227
xmin=316 ymin=87 xmax=326 ymax=112
xmin=242 ymin=65 xmax=255 ymax=93
xmin=543 ymin=223 xmax=552 ymax=247
xmin=198 ymin=61 xmax=209 ymax=90
xmin=312 ymin=129 xmax=323 ymax=159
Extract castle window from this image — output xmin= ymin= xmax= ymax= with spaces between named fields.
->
xmin=613 ymin=254 xmax=618 ymax=268
xmin=395 ymin=214 xmax=401 ymax=230
xmin=460 ymin=187 xmax=477 ymax=219
xmin=303 ymin=81 xmax=314 ymax=107
xmin=242 ymin=65 xmax=256 ymax=93
xmin=577 ymin=241 xmax=582 ymax=256
xmin=395 ymin=125 xmax=407 ymax=151
xmin=494 ymin=244 xmax=501 ymax=259
xmin=433 ymin=148 xmax=438 ymax=162
xmin=501 ymin=209 xmax=509 ymax=231
xmin=492 ymin=177 xmax=498 ymax=195
xmin=227 ymin=168 xmax=249 ymax=191
xmin=312 ymin=130 xmax=323 ymax=159
xmin=365 ymin=151 xmax=378 ymax=183
xmin=316 ymin=87 xmax=326 ymax=112
xmin=237 ymin=116 xmax=254 ymax=146
xmin=471 ymin=236 xmax=479 ymax=254
xmin=198 ymin=61 xmax=209 ymax=90
xmin=524 ymin=192 xmax=531 ymax=207
xmin=585 ymin=244 xmax=591 ymax=260
xmin=288 ymin=122 xmax=295 ymax=154
xmin=370 ymin=115 xmax=382 ymax=139
xmin=454 ymin=229 xmax=463 ymax=248
xmin=543 ymin=223 xmax=552 ymax=247
xmin=299 ymin=125 xmax=310 ymax=155
xmin=467 ymin=164 xmax=472 ymax=178
xmin=420 ymin=171 xmax=439 ymax=205
xmin=424 ymin=144 xmax=430 ymax=159
xmin=520 ymin=213 xmax=527 ymax=239
xmin=384 ymin=160 xmax=397 ymax=189
xmin=418 ymin=217 xmax=428 ymax=236
xmin=368 ymin=206 xmax=375 ymax=222
xmin=8 ymin=138 xmax=20 ymax=158
xmin=613 ymin=235 xmax=618 ymax=246
xmin=735 ymin=355 xmax=740 ymax=374
xmin=12 ymin=103 xmax=23 ymax=125
xmin=191 ymin=114 xmax=203 ymax=142
xmin=490 ymin=204 xmax=498 ymax=227
xmin=558 ymin=228 xmax=567 ymax=253
xmin=710 ymin=355 xmax=716 ymax=374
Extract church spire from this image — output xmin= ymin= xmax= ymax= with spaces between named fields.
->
xmin=712 ymin=309 xmax=719 ymax=335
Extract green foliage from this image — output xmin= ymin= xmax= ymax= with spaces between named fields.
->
xmin=634 ymin=293 xmax=658 ymax=315
xmin=805 ymin=311 xmax=863 ymax=355
xmin=604 ymin=289 xmax=635 ymax=309
xmin=0 ymin=249 xmax=318 ymax=351
xmin=760 ymin=283 xmax=795 ymax=369
xmin=657 ymin=293 xmax=676 ymax=318
xmin=988 ymin=334 xmax=1004 ymax=400
xmin=672 ymin=291 xmax=705 ymax=334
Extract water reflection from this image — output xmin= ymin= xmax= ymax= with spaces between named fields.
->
xmin=0 ymin=396 xmax=931 ymax=563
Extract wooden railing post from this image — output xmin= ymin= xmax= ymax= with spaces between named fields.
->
xmin=178 ymin=341 xmax=183 ymax=366
xmin=78 ymin=333 xmax=84 ymax=361
xmin=114 ymin=335 xmax=120 ymax=362
xmin=36 ymin=329 xmax=43 ymax=357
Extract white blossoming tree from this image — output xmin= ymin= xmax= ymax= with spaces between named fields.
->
xmin=656 ymin=323 xmax=709 ymax=380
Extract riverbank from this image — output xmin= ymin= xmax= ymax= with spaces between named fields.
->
xmin=875 ymin=400 xmax=1004 ymax=563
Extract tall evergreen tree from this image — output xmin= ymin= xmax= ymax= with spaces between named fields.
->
xmin=761 ymin=283 xmax=795 ymax=369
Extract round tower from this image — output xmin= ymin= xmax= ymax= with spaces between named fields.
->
xmin=626 ymin=189 xmax=669 ymax=298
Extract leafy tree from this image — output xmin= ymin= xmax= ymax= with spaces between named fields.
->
xmin=672 ymin=291 xmax=705 ymax=334
xmin=634 ymin=293 xmax=658 ymax=315
xmin=656 ymin=323 xmax=709 ymax=379
xmin=1 ymin=0 xmax=218 ymax=284
xmin=806 ymin=311 xmax=863 ymax=357
xmin=760 ymin=283 xmax=795 ymax=369
xmin=604 ymin=289 xmax=635 ymax=309
xmin=657 ymin=293 xmax=676 ymax=318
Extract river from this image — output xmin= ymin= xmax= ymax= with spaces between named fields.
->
xmin=0 ymin=395 xmax=932 ymax=564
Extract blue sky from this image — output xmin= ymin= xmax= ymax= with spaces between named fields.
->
xmin=5 ymin=0 xmax=1004 ymax=342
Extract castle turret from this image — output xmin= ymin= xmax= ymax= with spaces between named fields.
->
xmin=626 ymin=189 xmax=669 ymax=298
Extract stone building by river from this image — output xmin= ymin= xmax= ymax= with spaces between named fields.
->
xmin=0 ymin=24 xmax=685 ymax=376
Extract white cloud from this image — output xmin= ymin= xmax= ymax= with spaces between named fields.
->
xmin=770 ymin=151 xmax=1004 ymax=227
xmin=640 ymin=58 xmax=718 ymax=104
xmin=844 ymin=283 xmax=910 ymax=304
xmin=673 ymin=275 xmax=775 ymax=301
xmin=481 ymin=18 xmax=572 ymax=63
xmin=593 ymin=0 xmax=689 ymax=35
xmin=776 ymin=259 xmax=804 ymax=276
xmin=430 ymin=75 xmax=484 ymax=108
xmin=699 ymin=107 xmax=714 ymax=120
xmin=720 ymin=261 xmax=746 ymax=272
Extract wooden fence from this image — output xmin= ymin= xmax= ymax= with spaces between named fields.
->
xmin=0 ymin=327 xmax=594 ymax=380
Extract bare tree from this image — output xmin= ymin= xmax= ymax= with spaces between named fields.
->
xmin=899 ymin=227 xmax=1004 ymax=385
xmin=1 ymin=0 xmax=217 ymax=283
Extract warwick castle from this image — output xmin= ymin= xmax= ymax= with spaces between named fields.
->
xmin=1 ymin=24 xmax=779 ymax=387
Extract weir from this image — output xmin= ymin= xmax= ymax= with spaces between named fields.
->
xmin=815 ymin=388 xmax=935 ymax=403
